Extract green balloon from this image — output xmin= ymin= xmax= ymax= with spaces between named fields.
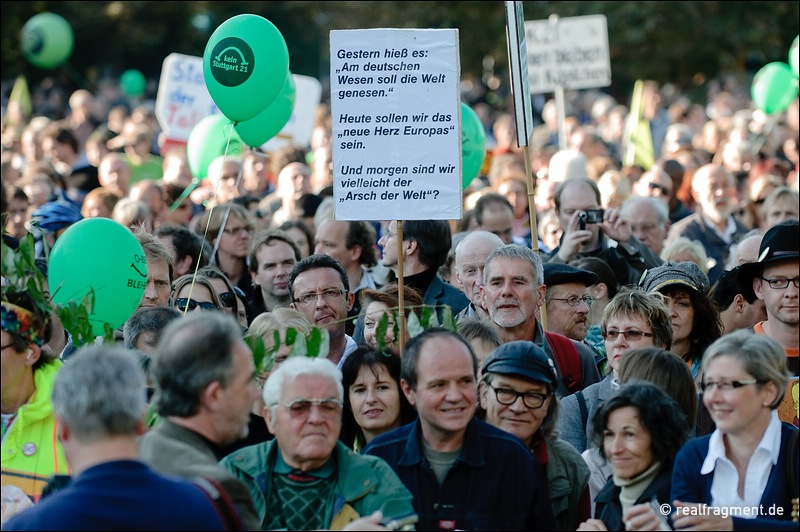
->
xmin=235 ymin=73 xmax=296 ymax=148
xmin=751 ymin=62 xmax=799 ymax=115
xmin=48 ymin=218 xmax=147 ymax=337
xmin=21 ymin=12 xmax=74 ymax=70
xmin=186 ymin=114 xmax=245 ymax=179
xmin=790 ymin=35 xmax=799 ymax=78
xmin=203 ymin=14 xmax=290 ymax=123
xmin=461 ymin=102 xmax=487 ymax=190
xmin=120 ymin=69 xmax=146 ymax=97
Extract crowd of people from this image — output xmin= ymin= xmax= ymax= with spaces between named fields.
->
xmin=1 ymin=68 xmax=799 ymax=531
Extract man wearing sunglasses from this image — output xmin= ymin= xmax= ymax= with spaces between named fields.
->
xmin=221 ymin=356 xmax=414 ymax=530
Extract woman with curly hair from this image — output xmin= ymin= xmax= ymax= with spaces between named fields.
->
xmin=577 ymin=382 xmax=690 ymax=531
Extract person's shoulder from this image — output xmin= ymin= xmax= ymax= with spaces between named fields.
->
xmin=674 ymin=433 xmax=712 ymax=464
xmin=668 ymin=212 xmax=702 ymax=234
xmin=220 ymin=441 xmax=272 ymax=471
xmin=365 ymin=423 xmax=414 ymax=452
xmin=474 ymin=418 xmax=533 ymax=454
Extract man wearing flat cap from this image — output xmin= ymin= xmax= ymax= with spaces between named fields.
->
xmin=543 ymin=263 xmax=606 ymax=376
xmin=479 ymin=341 xmax=591 ymax=531
xmin=543 ymin=263 xmax=597 ymax=344
xmin=738 ymin=220 xmax=799 ymax=425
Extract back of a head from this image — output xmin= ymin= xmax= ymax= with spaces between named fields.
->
xmin=617 ymin=347 xmax=697 ymax=427
xmin=123 ymin=306 xmax=183 ymax=351
xmin=151 ymin=312 xmax=243 ymax=417
xmin=52 ymin=345 xmax=146 ymax=443
xmin=548 ymin=149 xmax=588 ymax=182
xmin=569 ymin=256 xmax=620 ymax=300
xmin=402 ymin=220 xmax=452 ymax=269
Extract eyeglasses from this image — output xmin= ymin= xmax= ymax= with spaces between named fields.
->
xmin=274 ymin=398 xmax=343 ymax=417
xmin=293 ymin=289 xmax=347 ymax=306
xmin=489 ymin=385 xmax=549 ymax=409
xmin=218 ymin=291 xmax=240 ymax=308
xmin=760 ymin=277 xmax=800 ymax=290
xmin=647 ymin=182 xmax=671 ymax=195
xmin=175 ymin=298 xmax=220 ymax=312
xmin=602 ymin=329 xmax=654 ymax=341
xmin=221 ymin=225 xmax=254 ymax=236
xmin=549 ymin=296 xmax=595 ymax=307
xmin=699 ymin=379 xmax=763 ymax=393
xmin=630 ymin=222 xmax=660 ymax=233
xmin=0 ymin=343 xmax=16 ymax=351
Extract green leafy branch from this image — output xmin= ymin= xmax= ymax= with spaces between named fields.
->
xmin=246 ymin=326 xmax=331 ymax=375
xmin=1 ymin=232 xmax=114 ymax=349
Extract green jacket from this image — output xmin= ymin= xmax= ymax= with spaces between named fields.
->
xmin=220 ymin=440 xmax=414 ymax=530
xmin=545 ymin=438 xmax=591 ymax=531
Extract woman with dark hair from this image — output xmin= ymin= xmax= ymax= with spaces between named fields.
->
xmin=639 ymin=261 xmax=723 ymax=382
xmin=577 ymin=382 xmax=690 ymax=531
xmin=278 ymin=219 xmax=315 ymax=259
xmin=340 ymin=347 xmax=415 ymax=452
xmin=582 ymin=347 xmax=698 ymax=517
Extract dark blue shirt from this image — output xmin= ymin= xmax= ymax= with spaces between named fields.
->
xmin=364 ymin=418 xmax=555 ymax=531
xmin=4 ymin=460 xmax=226 ymax=531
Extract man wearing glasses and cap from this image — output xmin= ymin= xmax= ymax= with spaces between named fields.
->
xmin=738 ymin=220 xmax=799 ymax=426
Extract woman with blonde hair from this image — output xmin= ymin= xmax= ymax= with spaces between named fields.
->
xmin=171 ymin=274 xmax=223 ymax=314
xmin=660 ymin=236 xmax=714 ymax=274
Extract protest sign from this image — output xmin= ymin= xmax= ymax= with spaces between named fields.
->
xmin=524 ymin=14 xmax=611 ymax=94
xmin=330 ymin=29 xmax=461 ymax=221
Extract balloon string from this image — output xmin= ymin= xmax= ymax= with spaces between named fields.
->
xmin=168 ymin=178 xmax=200 ymax=213
xmin=185 ymin=120 xmax=239 ymax=315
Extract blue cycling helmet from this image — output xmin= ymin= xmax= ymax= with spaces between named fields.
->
xmin=29 ymin=201 xmax=83 ymax=233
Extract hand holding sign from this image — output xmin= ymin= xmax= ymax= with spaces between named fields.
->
xmin=48 ymin=218 xmax=147 ymax=336
xmin=202 ymin=14 xmax=290 ymax=123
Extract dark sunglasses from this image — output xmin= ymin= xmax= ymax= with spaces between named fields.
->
xmin=175 ymin=298 xmax=219 ymax=312
xmin=218 ymin=287 xmax=246 ymax=308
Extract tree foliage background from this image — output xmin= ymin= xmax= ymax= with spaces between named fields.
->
xmin=1 ymin=1 xmax=798 ymax=107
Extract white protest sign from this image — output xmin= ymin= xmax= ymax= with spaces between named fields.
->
xmin=155 ymin=53 xmax=218 ymax=142
xmin=330 ymin=29 xmax=461 ymax=221
xmin=524 ymin=14 xmax=611 ymax=94
xmin=262 ymin=74 xmax=322 ymax=152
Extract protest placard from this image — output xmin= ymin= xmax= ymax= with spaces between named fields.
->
xmin=524 ymin=14 xmax=611 ymax=94
xmin=330 ymin=28 xmax=461 ymax=221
